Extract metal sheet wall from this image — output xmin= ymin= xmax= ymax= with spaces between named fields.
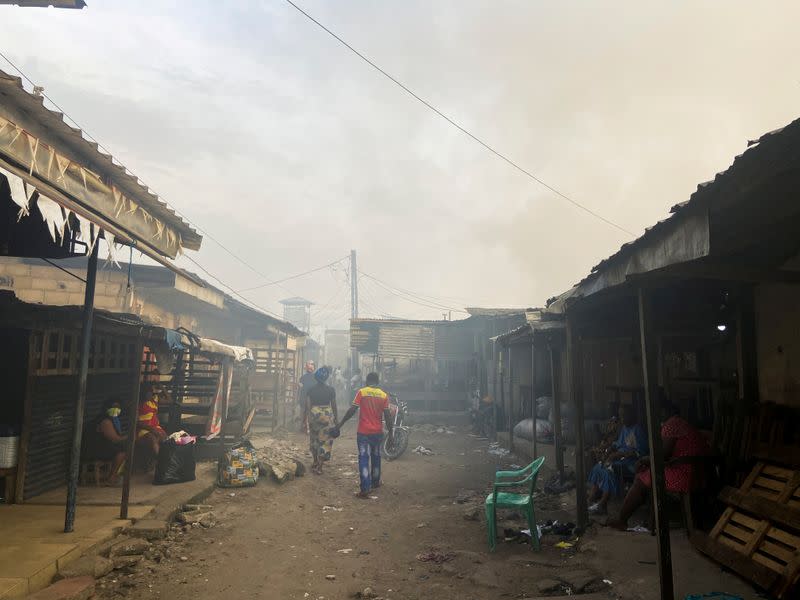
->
xmin=24 ymin=372 xmax=135 ymax=500
xmin=378 ymin=325 xmax=435 ymax=359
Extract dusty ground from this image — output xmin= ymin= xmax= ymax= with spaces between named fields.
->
xmin=92 ymin=427 xmax=757 ymax=600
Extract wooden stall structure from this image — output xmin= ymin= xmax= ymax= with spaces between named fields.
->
xmin=538 ymin=118 xmax=800 ymax=599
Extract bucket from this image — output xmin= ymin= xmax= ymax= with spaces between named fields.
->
xmin=0 ymin=436 xmax=19 ymax=468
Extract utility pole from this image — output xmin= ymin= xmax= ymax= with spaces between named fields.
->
xmin=350 ymin=249 xmax=359 ymax=375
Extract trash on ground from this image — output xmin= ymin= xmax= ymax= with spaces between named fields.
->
xmin=539 ymin=519 xmax=575 ymax=536
xmin=322 ymin=505 xmax=343 ymax=512
xmin=336 ymin=548 xmax=353 ymax=554
xmin=555 ymin=541 xmax=574 ymax=549
xmin=413 ymin=445 xmax=434 ymax=455
xmin=487 ymin=442 xmax=509 ymax=457
xmin=603 ymin=579 xmax=613 ymax=585
xmin=325 ymin=574 xmax=336 ymax=581
xmin=627 ymin=525 xmax=650 ymax=533
xmin=416 ymin=549 xmax=455 ymax=563
xmin=543 ymin=472 xmax=576 ymax=495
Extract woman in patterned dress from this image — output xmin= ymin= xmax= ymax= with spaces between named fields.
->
xmin=608 ymin=399 xmax=709 ymax=530
xmin=303 ymin=367 xmax=338 ymax=475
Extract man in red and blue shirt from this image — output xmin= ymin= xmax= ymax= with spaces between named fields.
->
xmin=338 ymin=372 xmax=394 ymax=498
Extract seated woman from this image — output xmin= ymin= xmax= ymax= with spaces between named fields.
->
xmin=83 ymin=398 xmax=128 ymax=485
xmin=608 ymin=399 xmax=710 ymax=530
xmin=587 ymin=405 xmax=648 ymax=514
xmin=135 ymin=385 xmax=167 ymax=467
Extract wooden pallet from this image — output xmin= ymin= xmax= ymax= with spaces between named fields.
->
xmin=693 ymin=462 xmax=800 ymax=598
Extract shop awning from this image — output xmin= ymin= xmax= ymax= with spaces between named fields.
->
xmin=198 ymin=337 xmax=254 ymax=362
xmin=0 ymin=70 xmax=201 ymax=265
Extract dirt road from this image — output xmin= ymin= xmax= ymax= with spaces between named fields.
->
xmin=95 ymin=427 xmax=613 ymax=600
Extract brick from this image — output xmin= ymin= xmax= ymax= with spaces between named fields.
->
xmin=66 ymin=293 xmax=85 ymax=305
xmin=15 ymin=289 xmax=45 ymax=304
xmin=25 ymin=577 xmax=94 ymax=600
xmin=7 ymin=275 xmax=33 ymax=291
xmin=31 ymin=278 xmax=61 ymax=290
xmin=3 ymin=263 xmax=32 ymax=276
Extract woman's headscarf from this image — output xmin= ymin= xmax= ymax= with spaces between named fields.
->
xmin=314 ymin=366 xmax=331 ymax=383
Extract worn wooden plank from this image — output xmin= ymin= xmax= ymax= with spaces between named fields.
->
xmin=752 ymin=551 xmax=788 ymax=574
xmin=760 ymin=539 xmax=795 ymax=565
xmin=743 ymin=521 xmax=771 ymax=556
xmin=777 ymin=473 xmax=800 ymax=503
xmin=755 ymin=476 xmax=787 ymax=494
xmin=721 ymin=523 xmax=752 ymax=544
xmin=765 ymin=526 xmax=800 ymax=549
xmin=763 ymin=465 xmax=794 ymax=479
xmin=741 ymin=462 xmax=765 ymax=492
xmin=731 ymin=511 xmax=761 ymax=531
xmin=691 ymin=532 xmax=781 ymax=591
xmin=719 ymin=487 xmax=800 ymax=533
xmin=710 ymin=506 xmax=736 ymax=539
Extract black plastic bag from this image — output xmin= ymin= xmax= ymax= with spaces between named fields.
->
xmin=153 ymin=439 xmax=196 ymax=485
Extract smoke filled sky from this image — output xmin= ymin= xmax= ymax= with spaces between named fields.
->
xmin=2 ymin=1 xmax=799 ymax=337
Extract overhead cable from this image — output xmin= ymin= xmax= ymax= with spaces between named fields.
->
xmin=282 ymin=1 xmax=635 ymax=237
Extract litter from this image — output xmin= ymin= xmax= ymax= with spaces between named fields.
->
xmin=603 ymin=579 xmax=613 ymax=585
xmin=369 ymin=496 xmax=378 ymax=500
xmin=322 ymin=505 xmax=343 ymax=512
xmin=413 ymin=445 xmax=434 ymax=455
xmin=555 ymin=541 xmax=574 ymax=549
xmin=626 ymin=525 xmax=650 ymax=533
xmin=487 ymin=442 xmax=509 ymax=457
xmin=336 ymin=548 xmax=353 ymax=554
xmin=416 ymin=550 xmax=455 ymax=563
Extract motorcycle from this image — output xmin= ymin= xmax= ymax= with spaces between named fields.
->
xmin=383 ymin=394 xmax=410 ymax=460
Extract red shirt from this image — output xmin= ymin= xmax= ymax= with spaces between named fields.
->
xmin=353 ymin=386 xmax=390 ymax=435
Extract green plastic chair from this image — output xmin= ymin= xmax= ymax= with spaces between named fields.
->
xmin=485 ymin=456 xmax=545 ymax=552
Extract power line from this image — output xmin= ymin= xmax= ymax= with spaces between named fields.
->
xmin=237 ymin=255 xmax=349 ymax=292
xmin=282 ymin=1 xmax=635 ymax=237
xmin=360 ymin=270 xmax=469 ymax=314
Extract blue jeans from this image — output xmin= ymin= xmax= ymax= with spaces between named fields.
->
xmin=357 ymin=433 xmax=383 ymax=493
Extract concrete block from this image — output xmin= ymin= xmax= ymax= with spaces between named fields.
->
xmin=0 ymin=577 xmax=28 ymax=599
xmin=55 ymin=546 xmax=82 ymax=571
xmin=66 ymin=293 xmax=85 ymax=305
xmin=124 ymin=519 xmax=167 ymax=541
xmin=107 ymin=538 xmax=150 ymax=557
xmin=25 ymin=577 xmax=94 ymax=600
xmin=42 ymin=291 xmax=70 ymax=305
xmin=27 ymin=563 xmax=57 ymax=595
xmin=111 ymin=555 xmax=141 ymax=570
xmin=31 ymin=278 xmax=61 ymax=291
xmin=6 ymin=276 xmax=32 ymax=291
xmin=3 ymin=264 xmax=31 ymax=277
xmin=56 ymin=555 xmax=113 ymax=580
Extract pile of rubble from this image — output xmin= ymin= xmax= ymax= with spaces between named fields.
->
xmin=255 ymin=435 xmax=307 ymax=483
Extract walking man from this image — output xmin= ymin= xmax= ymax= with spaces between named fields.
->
xmin=338 ymin=372 xmax=394 ymax=498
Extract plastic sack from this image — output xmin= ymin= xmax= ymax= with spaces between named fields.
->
xmin=153 ymin=438 xmax=196 ymax=485
xmin=218 ymin=439 xmax=259 ymax=488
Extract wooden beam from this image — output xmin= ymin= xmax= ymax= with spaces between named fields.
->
xmin=638 ymin=287 xmax=674 ymax=600
xmin=14 ymin=332 xmax=37 ymax=504
xmin=64 ymin=242 xmax=99 ymax=533
xmin=691 ymin=532 xmax=780 ymax=592
xmin=628 ymin=261 xmax=800 ymax=285
xmin=719 ymin=486 xmax=800 ymax=533
xmin=565 ymin=312 xmax=588 ymax=531
xmin=531 ymin=339 xmax=537 ymax=460
xmin=548 ymin=342 xmax=564 ymax=480
xmin=733 ymin=287 xmax=759 ymax=475
xmin=120 ymin=334 xmax=144 ymax=519
xmin=508 ymin=346 xmax=514 ymax=450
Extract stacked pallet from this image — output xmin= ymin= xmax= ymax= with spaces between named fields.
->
xmin=692 ymin=462 xmax=800 ymax=599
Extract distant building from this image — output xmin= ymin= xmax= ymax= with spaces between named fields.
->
xmin=280 ymin=296 xmax=313 ymax=334
xmin=324 ymin=329 xmax=350 ymax=370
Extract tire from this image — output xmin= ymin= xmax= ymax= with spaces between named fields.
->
xmin=383 ymin=428 xmax=409 ymax=461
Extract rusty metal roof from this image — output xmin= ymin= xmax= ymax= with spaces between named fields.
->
xmin=0 ymin=69 xmax=201 ymax=251
xmin=0 ymin=1 xmax=85 ymax=7
xmin=570 ymin=117 xmax=800 ymax=294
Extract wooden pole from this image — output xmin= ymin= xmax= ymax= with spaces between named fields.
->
xmin=548 ymin=341 xmax=564 ymax=481
xmin=733 ymin=287 xmax=758 ymax=478
xmin=508 ymin=345 xmax=514 ymax=451
xmin=120 ymin=333 xmax=144 ymax=519
xmin=566 ymin=312 xmax=588 ymax=531
xmin=64 ymin=241 xmax=99 ymax=533
xmin=637 ymin=287 xmax=674 ymax=600
xmin=531 ymin=336 xmax=537 ymax=460
xmin=14 ymin=333 xmax=37 ymax=503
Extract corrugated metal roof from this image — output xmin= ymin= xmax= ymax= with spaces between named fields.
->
xmin=0 ymin=1 xmax=85 ymax=7
xmin=464 ymin=307 xmax=531 ymax=317
xmin=550 ymin=117 xmax=800 ymax=308
xmin=0 ymin=69 xmax=201 ymax=251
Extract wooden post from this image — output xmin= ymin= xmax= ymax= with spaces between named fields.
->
xmin=508 ymin=345 xmax=514 ymax=451
xmin=548 ymin=341 xmax=564 ymax=481
xmin=531 ymin=336 xmax=537 ymax=460
xmin=14 ymin=333 xmax=37 ymax=503
xmin=498 ymin=347 xmax=505 ymax=436
xmin=120 ymin=333 xmax=144 ymax=519
xmin=64 ymin=242 xmax=99 ymax=533
xmin=733 ymin=286 xmax=758 ymax=477
xmin=637 ymin=287 xmax=674 ymax=600
xmin=566 ymin=312 xmax=588 ymax=531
